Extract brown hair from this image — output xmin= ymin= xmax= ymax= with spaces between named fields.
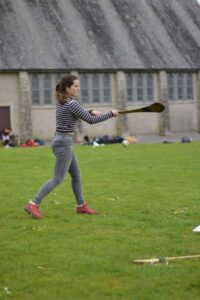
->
xmin=56 ymin=74 xmax=78 ymax=104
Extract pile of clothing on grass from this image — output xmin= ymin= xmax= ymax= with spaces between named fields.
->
xmin=20 ymin=138 xmax=46 ymax=147
xmin=83 ymin=134 xmax=138 ymax=146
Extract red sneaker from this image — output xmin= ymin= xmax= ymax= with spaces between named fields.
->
xmin=24 ymin=202 xmax=43 ymax=219
xmin=76 ymin=203 xmax=97 ymax=215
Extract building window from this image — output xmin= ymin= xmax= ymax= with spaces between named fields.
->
xmin=44 ymin=75 xmax=52 ymax=104
xmin=167 ymin=73 xmax=194 ymax=101
xmin=30 ymin=73 xmax=69 ymax=105
xmin=92 ymin=75 xmax=100 ymax=103
xmin=80 ymin=73 xmax=112 ymax=104
xmin=186 ymin=74 xmax=193 ymax=100
xmin=126 ymin=74 xmax=133 ymax=102
xmin=103 ymin=74 xmax=111 ymax=103
xmin=167 ymin=74 xmax=174 ymax=100
xmin=31 ymin=75 xmax=40 ymax=105
xmin=147 ymin=74 xmax=153 ymax=101
xmin=80 ymin=74 xmax=89 ymax=103
xmin=177 ymin=74 xmax=184 ymax=100
xmin=126 ymin=73 xmax=154 ymax=102
xmin=137 ymin=74 xmax=143 ymax=101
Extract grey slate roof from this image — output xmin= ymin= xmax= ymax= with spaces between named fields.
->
xmin=0 ymin=0 xmax=200 ymax=70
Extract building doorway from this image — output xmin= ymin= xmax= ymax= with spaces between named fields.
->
xmin=0 ymin=106 xmax=11 ymax=132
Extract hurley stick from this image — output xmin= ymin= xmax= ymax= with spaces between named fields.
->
xmin=133 ymin=254 xmax=200 ymax=265
xmin=119 ymin=102 xmax=165 ymax=114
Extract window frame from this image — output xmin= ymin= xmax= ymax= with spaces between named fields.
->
xmin=126 ymin=73 xmax=155 ymax=103
xmin=80 ymin=73 xmax=113 ymax=104
xmin=43 ymin=74 xmax=52 ymax=105
xmin=31 ymin=74 xmax=40 ymax=105
xmin=30 ymin=73 xmax=69 ymax=106
xmin=167 ymin=73 xmax=194 ymax=101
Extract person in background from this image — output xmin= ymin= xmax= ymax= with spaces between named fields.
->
xmin=0 ymin=128 xmax=17 ymax=148
xmin=24 ymin=74 xmax=119 ymax=218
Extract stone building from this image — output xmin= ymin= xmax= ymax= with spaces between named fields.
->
xmin=0 ymin=0 xmax=200 ymax=141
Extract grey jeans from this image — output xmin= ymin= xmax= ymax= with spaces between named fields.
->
xmin=32 ymin=132 xmax=84 ymax=205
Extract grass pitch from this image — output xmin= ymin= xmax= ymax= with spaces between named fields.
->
xmin=0 ymin=142 xmax=200 ymax=299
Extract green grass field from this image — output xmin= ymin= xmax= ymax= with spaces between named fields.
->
xmin=0 ymin=142 xmax=200 ymax=300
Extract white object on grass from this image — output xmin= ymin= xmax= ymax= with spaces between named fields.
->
xmin=122 ymin=140 xmax=129 ymax=147
xmin=93 ymin=141 xmax=100 ymax=147
xmin=192 ymin=225 xmax=200 ymax=232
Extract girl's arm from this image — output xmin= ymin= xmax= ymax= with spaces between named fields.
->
xmin=69 ymin=100 xmax=118 ymax=124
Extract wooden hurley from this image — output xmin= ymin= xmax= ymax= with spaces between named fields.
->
xmin=133 ymin=254 xmax=200 ymax=265
xmin=119 ymin=102 xmax=165 ymax=114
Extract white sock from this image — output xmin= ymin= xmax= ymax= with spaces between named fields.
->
xmin=29 ymin=200 xmax=36 ymax=205
xmin=76 ymin=203 xmax=84 ymax=207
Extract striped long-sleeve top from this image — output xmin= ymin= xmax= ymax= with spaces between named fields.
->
xmin=56 ymin=98 xmax=114 ymax=133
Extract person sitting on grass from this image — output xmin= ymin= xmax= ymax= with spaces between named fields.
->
xmin=24 ymin=74 xmax=119 ymax=218
xmin=0 ymin=128 xmax=18 ymax=148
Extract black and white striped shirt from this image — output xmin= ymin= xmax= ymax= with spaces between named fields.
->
xmin=56 ymin=98 xmax=113 ymax=133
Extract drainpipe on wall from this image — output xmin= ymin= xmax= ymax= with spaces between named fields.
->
xmin=18 ymin=72 xmax=33 ymax=143
xmin=158 ymin=70 xmax=171 ymax=136
xmin=115 ymin=71 xmax=128 ymax=135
